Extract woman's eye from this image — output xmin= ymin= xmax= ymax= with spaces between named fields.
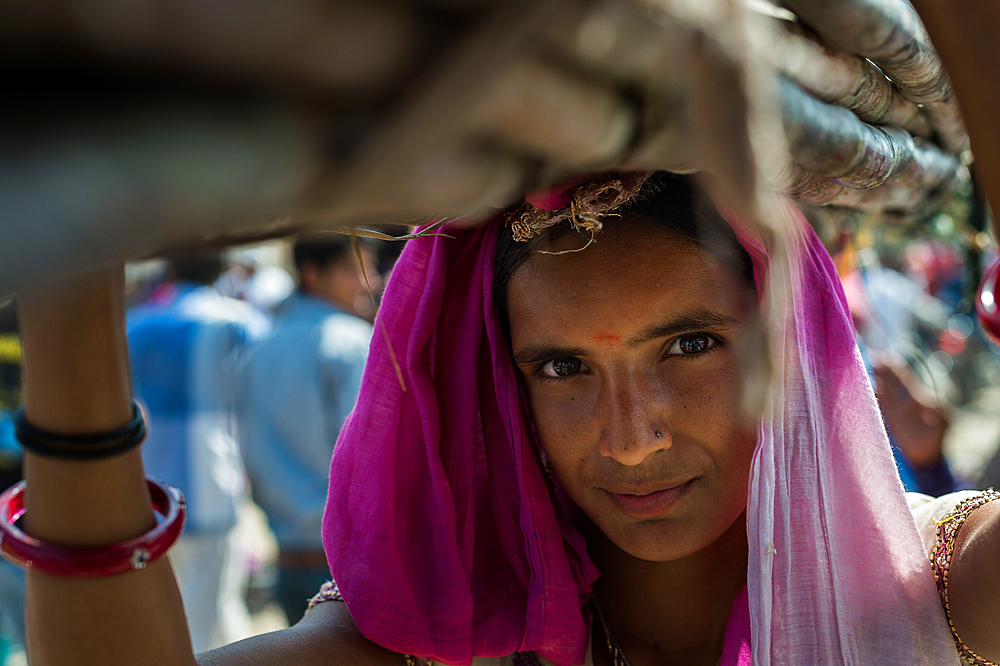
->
xmin=667 ymin=333 xmax=717 ymax=356
xmin=540 ymin=358 xmax=587 ymax=378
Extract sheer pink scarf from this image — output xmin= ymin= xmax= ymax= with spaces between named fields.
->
xmin=322 ymin=200 xmax=957 ymax=665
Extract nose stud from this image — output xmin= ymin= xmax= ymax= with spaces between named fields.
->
xmin=654 ymin=429 xmax=664 ymax=439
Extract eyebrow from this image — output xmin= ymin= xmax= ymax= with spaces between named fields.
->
xmin=625 ymin=308 xmax=742 ymax=347
xmin=513 ymin=344 xmax=589 ymax=366
xmin=512 ymin=308 xmax=741 ymax=365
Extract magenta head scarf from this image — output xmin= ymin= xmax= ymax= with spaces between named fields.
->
xmin=323 ymin=177 xmax=958 ymax=665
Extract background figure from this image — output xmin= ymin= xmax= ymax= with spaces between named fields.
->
xmin=243 ymin=234 xmax=379 ymax=624
xmin=981 ymin=439 xmax=1000 ymax=490
xmin=874 ymin=360 xmax=971 ymax=495
xmin=853 ymin=251 xmax=952 ymax=356
xmin=0 ymin=310 xmax=25 ymax=666
xmin=127 ymin=253 xmax=269 ymax=652
xmin=214 ymin=245 xmax=296 ymax=316
xmin=835 ymin=240 xmax=968 ymax=495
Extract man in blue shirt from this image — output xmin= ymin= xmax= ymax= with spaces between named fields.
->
xmin=128 ymin=253 xmax=269 ymax=652
xmin=242 ymin=235 xmax=379 ymax=624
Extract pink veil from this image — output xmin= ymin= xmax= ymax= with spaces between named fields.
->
xmin=728 ymin=204 xmax=958 ymax=664
xmin=322 ymin=190 xmax=958 ymax=664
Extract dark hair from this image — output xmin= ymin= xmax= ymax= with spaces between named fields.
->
xmin=167 ymin=252 xmax=225 ymax=286
xmin=492 ymin=173 xmax=755 ymax=339
xmin=293 ymin=234 xmax=354 ymax=272
xmin=293 ymin=234 xmax=384 ymax=273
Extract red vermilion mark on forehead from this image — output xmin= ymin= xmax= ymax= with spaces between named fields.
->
xmin=591 ymin=333 xmax=621 ymax=344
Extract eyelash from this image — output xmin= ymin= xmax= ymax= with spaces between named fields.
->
xmin=535 ymin=358 xmax=590 ymax=382
xmin=533 ymin=332 xmax=723 ymax=381
xmin=664 ymin=332 xmax=722 ymax=360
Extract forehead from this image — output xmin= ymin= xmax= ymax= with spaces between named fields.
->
xmin=506 ymin=222 xmax=747 ymax=340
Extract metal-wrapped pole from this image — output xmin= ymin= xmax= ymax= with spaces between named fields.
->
xmin=781 ymin=79 xmax=908 ymax=189
xmin=770 ymin=22 xmax=931 ymax=137
xmin=0 ymin=0 xmax=974 ymax=296
xmin=784 ymin=144 xmax=960 ymax=211
xmin=777 ymin=78 xmax=960 ymax=205
xmin=781 ymin=0 xmax=947 ymax=103
xmin=781 ymin=0 xmax=967 ymax=152
xmin=785 ymin=170 xmax=917 ymax=210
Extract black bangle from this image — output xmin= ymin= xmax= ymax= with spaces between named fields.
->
xmin=14 ymin=400 xmax=147 ymax=460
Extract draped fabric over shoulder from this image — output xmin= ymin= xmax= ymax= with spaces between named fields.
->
xmin=323 ymin=184 xmax=959 ymax=665
xmin=323 ymin=221 xmax=598 ymax=665
xmin=726 ymin=206 xmax=958 ymax=665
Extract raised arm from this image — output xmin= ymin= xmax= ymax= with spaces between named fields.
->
xmin=16 ymin=269 xmax=397 ymax=666
xmin=18 ymin=269 xmax=198 ymax=665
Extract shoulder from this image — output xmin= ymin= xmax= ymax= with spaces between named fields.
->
xmin=299 ymin=601 xmax=406 ymax=665
xmin=940 ymin=490 xmax=1000 ymax=663
xmin=197 ymin=600 xmax=405 ymax=666
xmin=318 ymin=314 xmax=373 ymax=359
xmin=300 ymin=605 xmax=527 ymax=666
xmin=190 ymin=289 xmax=270 ymax=335
xmin=302 ymin=584 xmax=526 ymax=666
xmin=909 ymin=490 xmax=1000 ymax=664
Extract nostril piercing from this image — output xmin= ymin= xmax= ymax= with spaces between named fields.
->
xmin=654 ymin=429 xmax=664 ymax=439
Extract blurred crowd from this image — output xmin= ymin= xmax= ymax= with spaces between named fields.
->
xmin=830 ymin=212 xmax=1000 ymax=496
xmin=0 ymin=218 xmax=999 ymax=663
xmin=0 ymin=231 xmax=402 ymax=663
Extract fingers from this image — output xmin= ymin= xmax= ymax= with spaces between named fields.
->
xmin=0 ymin=0 xmax=712 ymax=289
xmin=471 ymin=58 xmax=635 ymax=167
xmin=873 ymin=359 xmax=950 ymax=467
xmin=0 ymin=101 xmax=321 ymax=294
xmin=2 ymin=0 xmax=975 ymax=293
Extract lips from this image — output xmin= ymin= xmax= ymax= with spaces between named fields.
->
xmin=604 ymin=479 xmax=695 ymax=519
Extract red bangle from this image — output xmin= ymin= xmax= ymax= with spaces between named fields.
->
xmin=0 ymin=478 xmax=186 ymax=577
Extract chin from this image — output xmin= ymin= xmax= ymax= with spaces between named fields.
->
xmin=596 ymin=501 xmax=748 ymax=563
xmin=609 ymin=519 xmax=717 ymax=562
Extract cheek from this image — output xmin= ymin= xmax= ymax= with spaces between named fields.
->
xmin=672 ymin=360 xmax=756 ymax=466
xmin=524 ymin=384 xmax=600 ymax=478
xmin=701 ymin=377 xmax=757 ymax=493
xmin=669 ymin=361 xmax=739 ymax=419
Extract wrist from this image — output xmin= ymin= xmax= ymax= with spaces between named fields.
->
xmin=1 ymin=477 xmax=185 ymax=577
xmin=22 ymin=450 xmax=157 ymax=546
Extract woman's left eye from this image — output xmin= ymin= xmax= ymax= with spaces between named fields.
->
xmin=666 ymin=333 xmax=717 ymax=356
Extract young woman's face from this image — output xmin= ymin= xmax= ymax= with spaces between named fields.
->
xmin=507 ymin=219 xmax=760 ymax=562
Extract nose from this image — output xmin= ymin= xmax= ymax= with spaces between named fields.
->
xmin=597 ymin=372 xmax=672 ymax=466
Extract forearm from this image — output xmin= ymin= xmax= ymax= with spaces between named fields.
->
xmin=18 ymin=269 xmax=196 ymax=666
xmin=910 ymin=0 xmax=1000 ymax=232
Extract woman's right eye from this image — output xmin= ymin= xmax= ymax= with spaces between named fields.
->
xmin=539 ymin=358 xmax=587 ymax=378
